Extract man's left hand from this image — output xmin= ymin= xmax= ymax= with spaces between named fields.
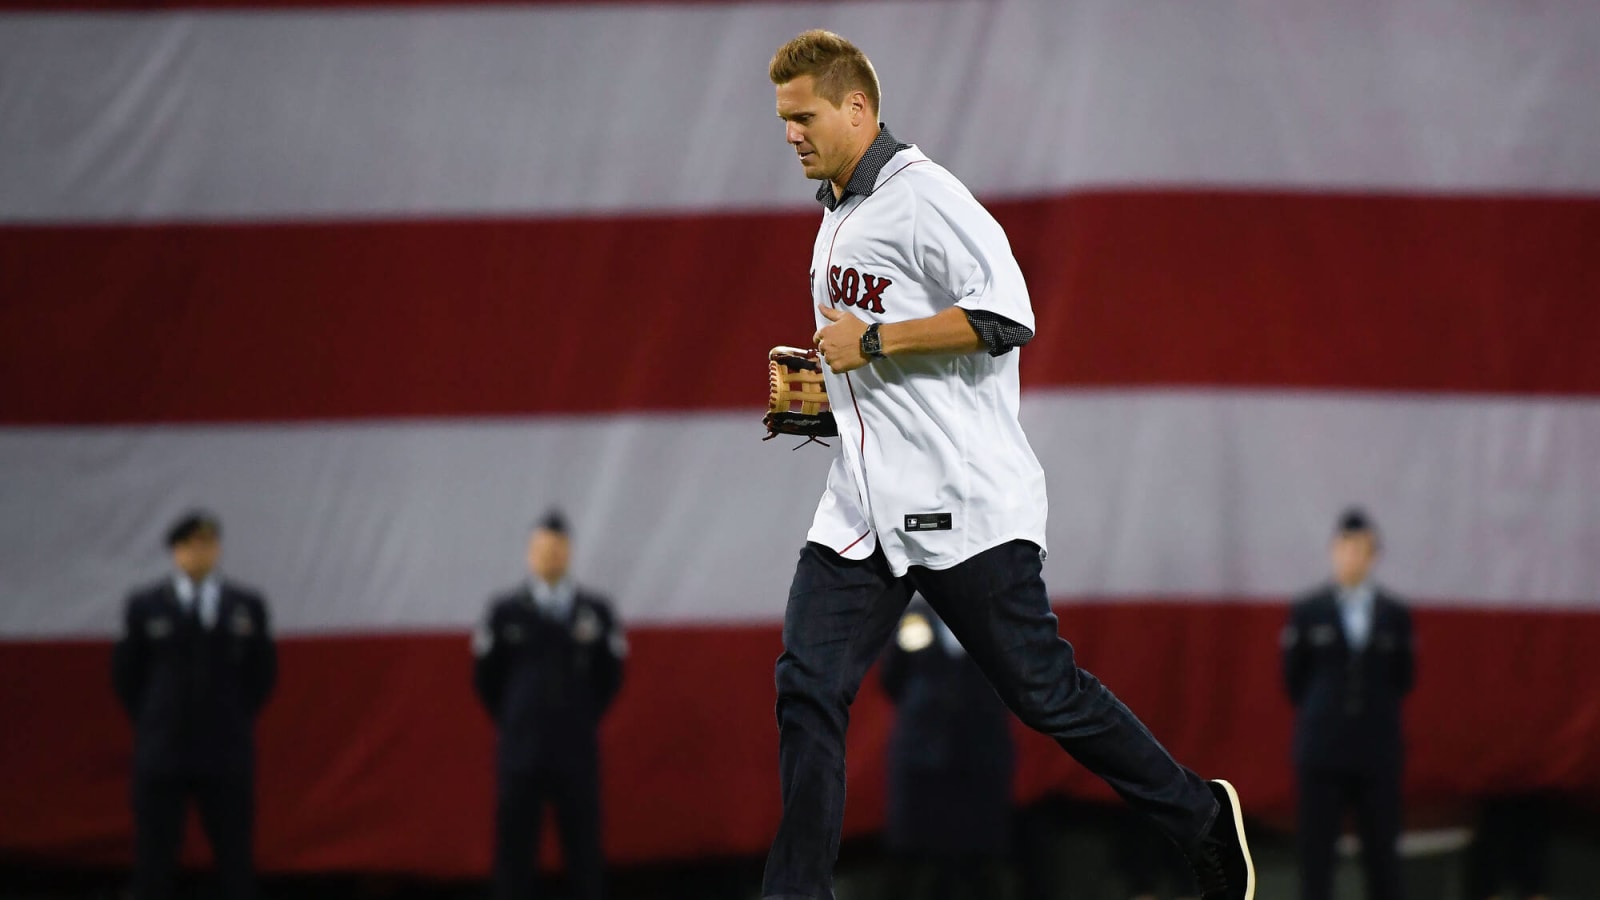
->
xmin=814 ymin=304 xmax=871 ymax=373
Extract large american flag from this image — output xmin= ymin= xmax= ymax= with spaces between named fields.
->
xmin=2 ymin=0 xmax=1598 ymax=877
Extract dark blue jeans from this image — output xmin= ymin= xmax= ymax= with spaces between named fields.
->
xmin=762 ymin=540 xmax=1217 ymax=900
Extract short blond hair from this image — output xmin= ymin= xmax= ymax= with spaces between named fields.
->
xmin=769 ymin=30 xmax=881 ymax=114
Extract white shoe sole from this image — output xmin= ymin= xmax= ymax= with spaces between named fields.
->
xmin=1212 ymin=779 xmax=1256 ymax=900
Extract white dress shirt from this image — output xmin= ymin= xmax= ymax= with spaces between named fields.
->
xmin=1337 ymin=582 xmax=1376 ymax=651
xmin=530 ymin=577 xmax=576 ymax=621
xmin=172 ymin=572 xmax=221 ymax=629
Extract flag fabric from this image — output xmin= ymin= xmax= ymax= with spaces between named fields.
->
xmin=2 ymin=0 xmax=1599 ymax=876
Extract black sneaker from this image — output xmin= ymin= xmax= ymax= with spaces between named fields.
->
xmin=1189 ymin=779 xmax=1255 ymax=900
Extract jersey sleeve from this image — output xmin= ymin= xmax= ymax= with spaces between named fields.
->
xmin=912 ymin=174 xmax=1036 ymax=351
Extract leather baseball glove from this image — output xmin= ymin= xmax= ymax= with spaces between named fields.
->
xmin=764 ymin=346 xmax=837 ymax=446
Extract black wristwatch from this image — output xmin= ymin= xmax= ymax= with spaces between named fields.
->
xmin=860 ymin=323 xmax=887 ymax=360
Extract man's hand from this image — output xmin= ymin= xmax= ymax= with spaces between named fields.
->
xmin=814 ymin=304 xmax=871 ymax=373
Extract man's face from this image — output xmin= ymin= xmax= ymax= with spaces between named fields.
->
xmin=172 ymin=532 xmax=221 ymax=581
xmin=1330 ymin=532 xmax=1377 ymax=586
xmin=527 ymin=529 xmax=570 ymax=585
xmin=776 ymin=75 xmax=864 ymax=183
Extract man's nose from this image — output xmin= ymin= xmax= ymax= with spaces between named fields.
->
xmin=785 ymin=122 xmax=803 ymax=145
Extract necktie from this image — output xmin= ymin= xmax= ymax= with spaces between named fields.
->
xmin=188 ymin=582 xmax=211 ymax=702
xmin=184 ymin=588 xmax=203 ymax=631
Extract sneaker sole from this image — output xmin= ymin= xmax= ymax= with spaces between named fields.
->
xmin=1213 ymin=779 xmax=1256 ymax=900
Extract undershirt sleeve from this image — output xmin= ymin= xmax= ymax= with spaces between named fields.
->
xmin=962 ymin=309 xmax=1035 ymax=356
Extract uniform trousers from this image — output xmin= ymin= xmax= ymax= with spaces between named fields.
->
xmin=761 ymin=540 xmax=1216 ymax=900
xmin=492 ymin=763 xmax=604 ymax=900
xmin=1468 ymin=794 xmax=1551 ymax=899
xmin=1296 ymin=766 xmax=1404 ymax=900
xmin=883 ymin=852 xmax=998 ymax=900
xmin=131 ymin=772 xmax=256 ymax=900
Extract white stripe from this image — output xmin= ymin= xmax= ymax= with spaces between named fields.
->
xmin=3 ymin=1 xmax=1599 ymax=223
xmin=3 ymin=391 xmax=1597 ymax=637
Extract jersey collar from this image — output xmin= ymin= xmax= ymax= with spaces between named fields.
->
xmin=816 ymin=124 xmax=912 ymax=211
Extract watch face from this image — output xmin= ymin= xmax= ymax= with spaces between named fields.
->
xmin=862 ymin=327 xmax=882 ymax=355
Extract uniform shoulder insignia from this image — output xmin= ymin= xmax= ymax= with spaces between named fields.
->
xmin=572 ymin=606 xmax=602 ymax=644
xmin=471 ymin=618 xmax=494 ymax=657
xmin=229 ymin=607 xmax=256 ymax=636
xmin=896 ymin=613 xmax=934 ymax=652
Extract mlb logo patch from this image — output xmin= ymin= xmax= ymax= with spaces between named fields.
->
xmin=904 ymin=513 xmax=952 ymax=532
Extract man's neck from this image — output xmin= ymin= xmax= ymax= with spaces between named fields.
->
xmin=830 ymin=126 xmax=881 ymax=200
xmin=179 ymin=569 xmax=213 ymax=585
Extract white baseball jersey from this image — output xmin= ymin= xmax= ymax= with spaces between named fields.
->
xmin=805 ymin=132 xmax=1048 ymax=575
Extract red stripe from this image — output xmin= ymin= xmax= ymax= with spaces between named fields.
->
xmin=836 ymin=530 xmax=871 ymax=556
xmin=3 ymin=191 xmax=1597 ymax=425
xmin=2 ymin=603 xmax=1597 ymax=872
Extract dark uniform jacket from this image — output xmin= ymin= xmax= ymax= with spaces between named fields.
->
xmin=1282 ymin=583 xmax=1415 ymax=774
xmin=112 ymin=578 xmax=277 ymax=776
xmin=473 ymin=585 xmax=625 ymax=773
xmin=880 ymin=604 xmax=1014 ymax=854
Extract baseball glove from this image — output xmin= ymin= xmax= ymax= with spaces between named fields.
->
xmin=764 ymin=346 xmax=838 ymax=446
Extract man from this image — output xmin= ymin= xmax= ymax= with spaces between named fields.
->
xmin=1282 ymin=508 xmax=1415 ymax=900
xmin=764 ymin=30 xmax=1253 ymax=900
xmin=112 ymin=511 xmax=277 ymax=900
xmin=879 ymin=602 xmax=1015 ymax=900
xmin=473 ymin=510 xmax=626 ymax=900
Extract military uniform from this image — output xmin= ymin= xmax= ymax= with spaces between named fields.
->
xmin=1283 ymin=582 xmax=1415 ymax=900
xmin=880 ymin=603 xmax=1015 ymax=899
xmin=112 ymin=574 xmax=276 ymax=900
xmin=474 ymin=580 xmax=625 ymax=900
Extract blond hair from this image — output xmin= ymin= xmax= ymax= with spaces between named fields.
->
xmin=769 ymin=30 xmax=881 ymax=114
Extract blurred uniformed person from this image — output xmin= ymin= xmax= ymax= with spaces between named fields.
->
xmin=474 ymin=510 xmax=626 ymax=900
xmin=1110 ymin=807 xmax=1200 ymax=900
xmin=879 ymin=601 xmax=1015 ymax=900
xmin=112 ymin=511 xmax=277 ymax=900
xmin=1282 ymin=508 xmax=1415 ymax=900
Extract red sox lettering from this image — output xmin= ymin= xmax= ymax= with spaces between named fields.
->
xmin=828 ymin=265 xmax=892 ymax=314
